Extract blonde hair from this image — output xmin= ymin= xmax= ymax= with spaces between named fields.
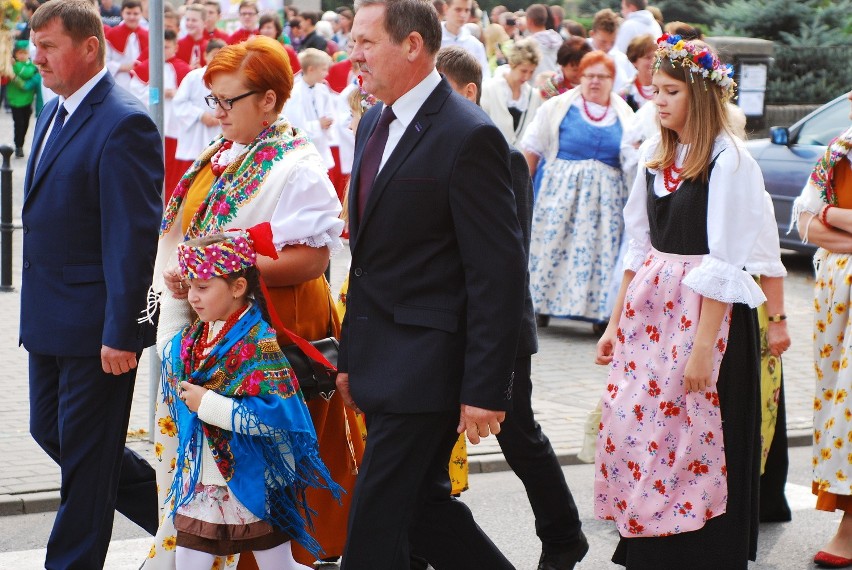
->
xmin=483 ymin=23 xmax=509 ymax=60
xmin=646 ymin=45 xmax=733 ymax=183
xmin=507 ymin=37 xmax=540 ymax=68
xmin=297 ymin=47 xmax=332 ymax=70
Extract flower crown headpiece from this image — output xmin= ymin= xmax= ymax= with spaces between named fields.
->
xmin=177 ymin=223 xmax=279 ymax=280
xmin=655 ymin=34 xmax=736 ymax=101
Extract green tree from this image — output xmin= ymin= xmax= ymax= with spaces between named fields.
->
xmin=703 ymin=0 xmax=852 ymax=44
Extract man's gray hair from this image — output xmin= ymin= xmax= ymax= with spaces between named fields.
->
xmin=355 ymin=0 xmax=442 ymax=55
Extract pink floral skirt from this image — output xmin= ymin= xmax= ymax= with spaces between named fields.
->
xmin=595 ymin=249 xmax=732 ymax=537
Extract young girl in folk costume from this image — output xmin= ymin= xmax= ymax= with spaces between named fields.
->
xmin=595 ymin=35 xmax=767 ymax=569
xmin=160 ymin=227 xmax=340 ymax=569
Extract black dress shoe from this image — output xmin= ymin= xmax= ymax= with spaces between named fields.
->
xmin=14 ymin=146 xmax=23 ymax=158
xmin=538 ymin=533 xmax=589 ymax=570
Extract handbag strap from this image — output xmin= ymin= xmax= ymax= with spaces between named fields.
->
xmin=258 ymin=277 xmax=337 ymax=371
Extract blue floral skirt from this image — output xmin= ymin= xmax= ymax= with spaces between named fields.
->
xmin=529 ymin=158 xmax=627 ymax=322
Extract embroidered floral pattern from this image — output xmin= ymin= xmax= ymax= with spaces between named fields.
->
xmin=160 ymin=119 xmax=310 ymax=237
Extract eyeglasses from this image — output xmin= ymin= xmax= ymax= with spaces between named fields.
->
xmin=239 ymin=11 xmax=257 ymax=17
xmin=582 ymin=73 xmax=613 ymax=82
xmin=204 ymin=91 xmax=257 ymax=111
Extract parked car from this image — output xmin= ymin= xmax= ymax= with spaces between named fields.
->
xmin=745 ymin=92 xmax=851 ymax=253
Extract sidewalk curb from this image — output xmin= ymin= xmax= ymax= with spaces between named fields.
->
xmin=2 ymin=430 xmax=814 ymax=517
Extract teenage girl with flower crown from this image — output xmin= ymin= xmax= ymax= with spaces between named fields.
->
xmin=594 ymin=36 xmax=768 ymax=569
xmin=161 ymin=226 xmax=340 ymax=570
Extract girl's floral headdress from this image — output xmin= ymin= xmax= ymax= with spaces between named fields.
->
xmin=655 ymin=34 xmax=736 ymax=102
xmin=177 ymin=223 xmax=279 ymax=280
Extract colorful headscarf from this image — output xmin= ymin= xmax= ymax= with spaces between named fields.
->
xmin=810 ymin=126 xmax=852 ymax=206
xmin=655 ymin=34 xmax=736 ymax=102
xmin=177 ymin=223 xmax=280 ymax=280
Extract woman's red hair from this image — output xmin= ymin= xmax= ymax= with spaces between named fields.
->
xmin=204 ymin=36 xmax=294 ymax=112
xmin=578 ymin=50 xmax=616 ymax=79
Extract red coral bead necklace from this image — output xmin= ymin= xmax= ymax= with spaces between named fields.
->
xmin=210 ymin=140 xmax=234 ymax=177
xmin=582 ymin=96 xmax=610 ymax=122
xmin=192 ymin=304 xmax=247 ymax=362
xmin=663 ymin=163 xmax=683 ymax=193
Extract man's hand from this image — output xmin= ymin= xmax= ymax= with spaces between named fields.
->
xmin=179 ymin=381 xmax=207 ymax=413
xmin=335 ymin=372 xmax=362 ymax=414
xmin=458 ymin=404 xmax=505 ymax=444
xmin=319 ymin=116 xmax=334 ymax=130
xmin=101 ymin=345 xmax=138 ymax=375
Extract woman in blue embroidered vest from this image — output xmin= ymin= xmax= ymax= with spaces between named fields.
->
xmin=520 ymin=50 xmax=635 ymax=333
xmin=163 ymin=229 xmax=340 ymax=569
xmin=595 ymin=37 xmax=765 ymax=569
xmin=145 ymin=36 xmax=362 ymax=569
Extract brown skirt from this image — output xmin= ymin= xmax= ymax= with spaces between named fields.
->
xmin=174 ymin=513 xmax=290 ymax=556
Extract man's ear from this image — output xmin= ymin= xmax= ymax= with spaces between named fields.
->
xmin=462 ymin=82 xmax=478 ymax=104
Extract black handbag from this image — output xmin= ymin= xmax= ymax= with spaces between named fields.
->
xmin=279 ymin=333 xmax=339 ymax=402
xmin=261 ymin=279 xmax=339 ymax=401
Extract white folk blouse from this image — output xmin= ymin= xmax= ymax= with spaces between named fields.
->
xmin=623 ymin=134 xmax=769 ymax=307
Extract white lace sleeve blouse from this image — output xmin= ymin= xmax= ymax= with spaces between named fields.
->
xmin=745 ymin=191 xmax=787 ymax=278
xmin=268 ymin=154 xmax=344 ymax=254
xmin=622 ymin=134 xmax=767 ymax=307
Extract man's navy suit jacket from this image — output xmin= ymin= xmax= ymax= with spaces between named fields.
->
xmin=20 ymin=72 xmax=163 ymax=357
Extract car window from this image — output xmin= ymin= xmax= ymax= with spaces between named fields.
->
xmin=796 ymin=99 xmax=850 ymax=146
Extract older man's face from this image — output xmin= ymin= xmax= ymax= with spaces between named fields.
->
xmin=350 ymin=4 xmax=408 ymax=104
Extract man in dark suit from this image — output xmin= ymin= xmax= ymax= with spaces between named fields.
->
xmin=336 ymin=0 xmax=526 ymax=567
xmin=435 ymin=45 xmax=590 ymax=570
xmin=22 ymin=1 xmax=162 ymax=567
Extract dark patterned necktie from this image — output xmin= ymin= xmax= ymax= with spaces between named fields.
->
xmin=357 ymin=106 xmax=396 ymax=219
xmin=38 ymin=104 xmax=67 ymax=172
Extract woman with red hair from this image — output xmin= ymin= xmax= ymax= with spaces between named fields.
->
xmin=521 ymin=50 xmax=635 ymax=333
xmin=143 ymin=36 xmax=361 ymax=569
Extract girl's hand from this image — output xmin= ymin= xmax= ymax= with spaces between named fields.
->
xmin=164 ymin=269 xmax=188 ymax=299
xmin=179 ymin=381 xmax=208 ymax=413
xmin=595 ymin=324 xmax=618 ymax=365
xmin=683 ymin=345 xmax=714 ymax=392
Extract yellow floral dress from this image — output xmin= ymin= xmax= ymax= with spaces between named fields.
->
xmin=336 ymin=275 xmax=469 ymax=494
xmin=804 ymin=154 xmax=852 ymax=510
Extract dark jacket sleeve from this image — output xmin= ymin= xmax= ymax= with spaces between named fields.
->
xmin=450 ymin=123 xmax=526 ymax=410
xmin=99 ymin=111 xmax=164 ymax=351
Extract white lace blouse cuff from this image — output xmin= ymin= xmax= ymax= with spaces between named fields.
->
xmin=276 ymin=228 xmax=344 ymax=255
xmin=683 ymin=255 xmax=767 ymax=308
xmin=623 ymin=239 xmax=650 ymax=272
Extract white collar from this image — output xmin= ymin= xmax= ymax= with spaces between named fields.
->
xmin=387 ymin=69 xmax=441 ymax=130
xmin=59 ymin=67 xmax=108 ymax=118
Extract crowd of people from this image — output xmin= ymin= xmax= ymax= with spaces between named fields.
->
xmin=12 ymin=0 xmax=852 ymax=568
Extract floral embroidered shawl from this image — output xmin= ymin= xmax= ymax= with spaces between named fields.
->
xmin=161 ymin=118 xmax=311 ymax=238
xmin=811 ymin=126 xmax=852 ymax=206
xmin=164 ymin=303 xmax=341 ymax=557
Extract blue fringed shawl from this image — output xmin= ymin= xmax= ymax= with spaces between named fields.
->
xmin=162 ymin=303 xmax=341 ymax=557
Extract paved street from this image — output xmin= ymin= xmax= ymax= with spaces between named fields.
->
xmin=0 ymin=446 xmax=840 ymax=569
xmin=0 ymin=107 xmax=827 ymax=564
